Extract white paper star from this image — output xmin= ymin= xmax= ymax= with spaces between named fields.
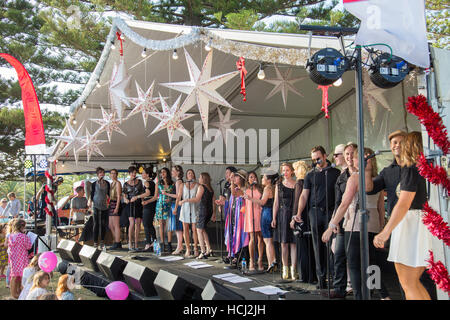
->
xmin=77 ymin=128 xmax=108 ymax=162
xmin=90 ymin=106 xmax=127 ymax=143
xmin=160 ymin=50 xmax=239 ymax=134
xmin=263 ymin=66 xmax=307 ymax=109
xmin=109 ymin=58 xmax=131 ymax=121
xmin=55 ymin=120 xmax=86 ymax=165
xmin=210 ymin=107 xmax=240 ymax=144
xmin=126 ymin=80 xmax=162 ymax=128
xmin=148 ymin=94 xmax=195 ymax=147
xmin=363 ymin=73 xmax=393 ymax=124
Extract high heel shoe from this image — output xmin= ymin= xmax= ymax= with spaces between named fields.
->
xmin=282 ymin=265 xmax=289 ymax=280
xmin=290 ymin=265 xmax=299 ymax=280
xmin=266 ymin=261 xmax=278 ymax=273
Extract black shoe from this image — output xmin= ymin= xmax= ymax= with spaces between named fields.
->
xmin=316 ymin=280 xmax=328 ymax=289
xmin=266 ymin=261 xmax=278 ymax=273
xmin=321 ymin=290 xmax=347 ymax=299
xmin=108 ymin=243 xmax=119 ymax=250
xmin=223 ymin=257 xmax=231 ymax=264
xmin=116 ymin=242 xmax=122 ymax=249
xmin=167 ymin=243 xmax=173 ymax=253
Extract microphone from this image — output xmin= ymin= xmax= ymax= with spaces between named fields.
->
xmin=217 ymin=178 xmax=226 ymax=185
xmin=364 ymin=150 xmax=380 ymax=162
xmin=250 ymin=182 xmax=257 ymax=186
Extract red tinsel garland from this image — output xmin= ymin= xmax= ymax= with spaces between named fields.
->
xmin=417 ymin=153 xmax=450 ymax=194
xmin=317 ymin=85 xmax=331 ymax=118
xmin=44 ymin=170 xmax=54 ymax=216
xmin=236 ymin=57 xmax=247 ymax=101
xmin=406 ymin=95 xmax=450 ymax=155
xmin=426 ymin=251 xmax=450 ymax=296
xmin=422 ymin=202 xmax=450 ymax=247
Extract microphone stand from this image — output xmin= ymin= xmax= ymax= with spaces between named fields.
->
xmin=312 ymin=163 xmax=322 ymax=292
xmin=188 ymin=180 xmax=192 ymax=255
xmin=325 ymin=168 xmax=331 ymax=299
xmin=251 ymin=184 xmax=256 ymax=273
xmin=217 ymin=180 xmax=224 ymax=263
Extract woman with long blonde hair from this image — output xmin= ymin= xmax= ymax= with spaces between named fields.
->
xmin=373 ymin=132 xmax=432 ymax=300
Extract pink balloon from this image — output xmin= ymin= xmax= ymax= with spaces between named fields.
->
xmin=105 ymin=281 xmax=129 ymax=300
xmin=38 ymin=251 xmax=57 ymax=273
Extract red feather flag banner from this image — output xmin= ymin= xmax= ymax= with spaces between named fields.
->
xmin=0 ymin=53 xmax=46 ymax=154
xmin=422 ymin=202 xmax=450 ymax=247
xmin=406 ymin=95 xmax=450 ymax=155
xmin=426 ymin=251 xmax=450 ymax=295
xmin=417 ymin=153 xmax=450 ymax=194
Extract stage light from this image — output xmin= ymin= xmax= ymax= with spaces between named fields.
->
xmin=333 ymin=78 xmax=342 ymax=87
xmin=306 ymin=48 xmax=349 ymax=85
xmin=368 ymin=53 xmax=410 ymax=89
xmin=257 ymin=64 xmax=266 ymax=80
xmin=141 ymin=48 xmax=147 ymax=58
xmin=205 ymin=39 xmax=212 ymax=52
xmin=163 ymin=158 xmax=166 ymax=162
xmin=172 ymin=49 xmax=178 ymax=60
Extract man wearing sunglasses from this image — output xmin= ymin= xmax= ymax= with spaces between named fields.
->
xmin=292 ymin=146 xmax=340 ymax=289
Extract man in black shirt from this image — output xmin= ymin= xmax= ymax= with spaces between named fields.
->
xmin=366 ymin=130 xmax=406 ymax=215
xmin=292 ymin=146 xmax=340 ymax=288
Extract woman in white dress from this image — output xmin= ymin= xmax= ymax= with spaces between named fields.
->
xmin=18 ymin=254 xmax=41 ymax=300
xmin=178 ymin=169 xmax=199 ymax=258
xmin=373 ymin=132 xmax=432 ymax=300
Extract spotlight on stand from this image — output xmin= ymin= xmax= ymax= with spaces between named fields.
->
xmin=368 ymin=53 xmax=410 ymax=88
xmin=172 ymin=49 xmax=178 ymax=60
xmin=306 ymin=48 xmax=349 ymax=85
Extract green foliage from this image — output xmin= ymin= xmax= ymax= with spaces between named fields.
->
xmin=426 ymin=0 xmax=450 ymax=49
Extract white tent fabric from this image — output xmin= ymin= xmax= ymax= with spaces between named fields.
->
xmin=53 ymin=18 xmax=421 ymax=176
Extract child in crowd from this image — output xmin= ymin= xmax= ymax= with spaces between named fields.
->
xmin=0 ymin=223 xmax=8 ymax=279
xmin=38 ymin=293 xmax=58 ymax=300
xmin=56 ymin=274 xmax=75 ymax=300
xmin=18 ymin=254 xmax=41 ymax=300
xmin=3 ymin=219 xmax=15 ymax=289
xmin=26 ymin=271 xmax=50 ymax=300
xmin=7 ymin=219 xmax=32 ymax=298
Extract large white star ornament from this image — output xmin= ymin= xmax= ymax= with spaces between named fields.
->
xmin=363 ymin=73 xmax=392 ymax=124
xmin=160 ymin=50 xmax=239 ymax=134
xmin=126 ymin=80 xmax=161 ymax=127
xmin=148 ymin=94 xmax=195 ymax=147
xmin=77 ymin=128 xmax=108 ymax=162
xmin=109 ymin=58 xmax=131 ymax=121
xmin=54 ymin=120 xmax=86 ymax=165
xmin=263 ymin=66 xmax=307 ymax=109
xmin=210 ymin=107 xmax=240 ymax=144
xmin=90 ymin=106 xmax=127 ymax=143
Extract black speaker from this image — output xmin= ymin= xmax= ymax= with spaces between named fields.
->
xmin=122 ymin=261 xmax=157 ymax=297
xmin=57 ymin=239 xmax=82 ymax=263
xmin=97 ymin=252 xmax=128 ymax=281
xmin=201 ymin=279 xmax=245 ymax=300
xmin=79 ymin=245 xmax=101 ymax=272
xmin=154 ymin=269 xmax=202 ymax=300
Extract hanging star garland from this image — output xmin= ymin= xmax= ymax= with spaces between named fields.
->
xmin=263 ymin=66 xmax=307 ymax=109
xmin=210 ymin=107 xmax=240 ymax=144
xmin=148 ymin=94 xmax=195 ymax=147
xmin=77 ymin=128 xmax=108 ymax=163
xmin=54 ymin=120 xmax=86 ymax=165
xmin=126 ymin=80 xmax=161 ymax=128
xmin=363 ymin=72 xmax=393 ymax=124
xmin=90 ymin=106 xmax=127 ymax=143
xmin=160 ymin=49 xmax=239 ymax=134
xmin=109 ymin=57 xmax=131 ymax=121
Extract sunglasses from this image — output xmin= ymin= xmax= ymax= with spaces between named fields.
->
xmin=333 ymin=153 xmax=343 ymax=157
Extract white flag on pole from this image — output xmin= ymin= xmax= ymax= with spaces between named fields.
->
xmin=343 ymin=0 xmax=430 ymax=68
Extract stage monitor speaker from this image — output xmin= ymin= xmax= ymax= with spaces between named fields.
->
xmin=97 ymin=252 xmax=128 ymax=281
xmin=154 ymin=269 xmax=202 ymax=300
xmin=201 ymin=279 xmax=245 ymax=300
xmin=79 ymin=245 xmax=101 ymax=272
xmin=122 ymin=262 xmax=157 ymax=297
xmin=57 ymin=239 xmax=82 ymax=263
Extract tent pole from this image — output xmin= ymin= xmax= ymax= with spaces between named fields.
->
xmin=355 ymin=46 xmax=370 ymax=300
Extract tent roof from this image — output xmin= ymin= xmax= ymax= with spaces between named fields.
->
xmin=53 ymin=18 xmax=420 ymax=174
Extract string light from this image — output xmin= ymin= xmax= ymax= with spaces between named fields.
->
xmin=96 ymin=80 xmax=101 ymax=88
xmin=82 ymin=103 xmax=87 ymax=109
xmin=172 ymin=49 xmax=178 ymax=60
xmin=141 ymin=48 xmax=147 ymax=58
xmin=333 ymin=78 xmax=343 ymax=87
xmin=111 ymin=41 xmax=116 ymax=50
xmin=205 ymin=39 xmax=212 ymax=52
xmin=257 ymin=64 xmax=266 ymax=80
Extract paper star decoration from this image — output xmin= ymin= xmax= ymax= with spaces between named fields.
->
xmin=77 ymin=128 xmax=108 ymax=162
xmin=160 ymin=50 xmax=239 ymax=134
xmin=148 ymin=94 xmax=195 ymax=148
xmin=109 ymin=57 xmax=131 ymax=121
xmin=54 ymin=120 xmax=86 ymax=165
xmin=363 ymin=72 xmax=393 ymax=124
xmin=210 ymin=107 xmax=240 ymax=144
xmin=263 ymin=66 xmax=307 ymax=109
xmin=126 ymin=80 xmax=161 ymax=127
xmin=90 ymin=106 xmax=127 ymax=143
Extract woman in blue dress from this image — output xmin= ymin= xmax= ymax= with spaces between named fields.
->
xmin=155 ymin=167 xmax=174 ymax=253
xmin=164 ymin=165 xmax=184 ymax=255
